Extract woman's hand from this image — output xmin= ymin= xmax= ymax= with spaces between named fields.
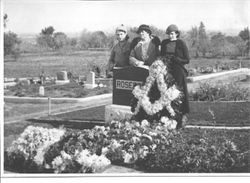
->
xmin=136 ymin=61 xmax=145 ymax=67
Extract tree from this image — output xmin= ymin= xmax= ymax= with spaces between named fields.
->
xmin=79 ymin=29 xmax=91 ymax=49
xmin=210 ymin=32 xmax=226 ymax=56
xmin=198 ymin=22 xmax=209 ymax=57
xmin=89 ymin=31 xmax=108 ymax=48
xmin=187 ymin=26 xmax=199 ymax=57
xmin=36 ymin=34 xmax=55 ymax=49
xmin=226 ymin=36 xmax=245 ymax=57
xmin=4 ymin=31 xmax=21 ymax=58
xmin=36 ymin=26 xmax=70 ymax=50
xmin=3 ymin=14 xmax=21 ymax=59
xmin=239 ymin=27 xmax=250 ymax=56
xmin=36 ymin=26 xmax=56 ymax=50
xmin=41 ymin=26 xmax=55 ymax=35
xmin=54 ymin=32 xmax=68 ymax=49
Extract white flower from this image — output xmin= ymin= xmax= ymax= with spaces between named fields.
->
xmin=7 ymin=126 xmax=66 ymax=164
xmin=141 ymin=134 xmax=153 ymax=141
xmin=101 ymin=147 xmax=109 ymax=155
xmin=52 ymin=156 xmax=65 ymax=173
xmin=148 ymin=131 xmax=157 ymax=136
xmin=131 ymin=136 xmax=140 ymax=143
xmin=163 ymin=119 xmax=177 ymax=130
xmin=141 ymin=119 xmax=149 ymax=127
xmin=123 ymin=152 xmax=133 ymax=164
xmin=161 ymin=116 xmax=170 ymax=124
xmin=110 ymin=139 xmax=121 ymax=149
xmin=91 ymin=155 xmax=111 ymax=172
xmin=150 ymin=144 xmax=157 ymax=151
xmin=94 ymin=125 xmax=106 ymax=132
xmin=33 ymin=148 xmax=45 ymax=165
xmin=61 ymin=151 xmax=72 ymax=160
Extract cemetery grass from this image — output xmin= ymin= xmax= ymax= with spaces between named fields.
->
xmin=4 ymin=102 xmax=78 ymax=120
xmin=4 ymin=81 xmax=112 ymax=98
xmin=4 ymin=50 xmax=250 ymax=78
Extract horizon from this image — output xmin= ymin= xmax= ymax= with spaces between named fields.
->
xmin=3 ymin=0 xmax=250 ymax=36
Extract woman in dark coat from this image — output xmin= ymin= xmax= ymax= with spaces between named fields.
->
xmin=161 ymin=24 xmax=190 ymax=129
xmin=130 ymin=24 xmax=160 ymax=67
xmin=107 ymin=24 xmax=131 ymax=77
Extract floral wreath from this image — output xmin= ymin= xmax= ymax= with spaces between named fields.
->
xmin=132 ymin=59 xmax=182 ymax=117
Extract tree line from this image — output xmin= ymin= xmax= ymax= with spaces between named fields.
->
xmin=4 ymin=13 xmax=250 ymax=59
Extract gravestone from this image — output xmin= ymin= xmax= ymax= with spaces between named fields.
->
xmin=57 ymin=71 xmax=68 ymax=80
xmin=85 ymin=71 xmax=97 ymax=89
xmin=55 ymin=71 xmax=70 ymax=84
xmin=39 ymin=86 xmax=45 ymax=96
xmin=113 ymin=66 xmax=149 ymax=106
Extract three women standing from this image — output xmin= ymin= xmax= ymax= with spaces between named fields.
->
xmin=108 ymin=24 xmax=190 ymax=129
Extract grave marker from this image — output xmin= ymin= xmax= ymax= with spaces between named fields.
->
xmin=85 ymin=71 xmax=97 ymax=89
xmin=113 ymin=66 xmax=149 ymax=106
xmin=39 ymin=86 xmax=45 ymax=96
xmin=55 ymin=71 xmax=70 ymax=84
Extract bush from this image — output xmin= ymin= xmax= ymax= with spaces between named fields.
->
xmin=189 ymin=82 xmax=249 ymax=101
xmin=136 ymin=131 xmax=248 ymax=172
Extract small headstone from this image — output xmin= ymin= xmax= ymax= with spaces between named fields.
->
xmin=21 ymin=79 xmax=30 ymax=86
xmin=39 ymin=86 xmax=45 ymax=96
xmin=57 ymin=71 xmax=68 ymax=80
xmin=55 ymin=71 xmax=70 ymax=85
xmin=85 ymin=71 xmax=97 ymax=89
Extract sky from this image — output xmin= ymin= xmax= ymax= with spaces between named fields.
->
xmin=2 ymin=0 xmax=250 ymax=35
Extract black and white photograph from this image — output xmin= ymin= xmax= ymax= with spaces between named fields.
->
xmin=1 ymin=0 xmax=250 ymax=181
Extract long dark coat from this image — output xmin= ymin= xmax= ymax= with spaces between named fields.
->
xmin=161 ymin=39 xmax=190 ymax=114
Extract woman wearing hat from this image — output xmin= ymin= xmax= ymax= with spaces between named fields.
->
xmin=161 ymin=24 xmax=190 ymax=129
xmin=107 ymin=24 xmax=131 ymax=77
xmin=129 ymin=24 xmax=160 ymax=67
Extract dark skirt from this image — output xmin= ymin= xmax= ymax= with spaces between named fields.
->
xmin=171 ymin=65 xmax=190 ymax=114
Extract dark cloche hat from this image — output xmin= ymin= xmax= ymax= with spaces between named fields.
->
xmin=137 ymin=24 xmax=152 ymax=35
xmin=166 ymin=24 xmax=179 ymax=34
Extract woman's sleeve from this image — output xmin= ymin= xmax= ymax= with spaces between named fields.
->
xmin=129 ymin=48 xmax=140 ymax=66
xmin=160 ymin=40 xmax=166 ymax=56
xmin=176 ymin=40 xmax=190 ymax=65
xmin=107 ymin=48 xmax=115 ymax=71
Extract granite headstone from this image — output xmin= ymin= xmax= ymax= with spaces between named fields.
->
xmin=57 ymin=71 xmax=68 ymax=81
xmin=85 ymin=71 xmax=97 ymax=88
xmin=56 ymin=71 xmax=70 ymax=84
xmin=113 ymin=66 xmax=149 ymax=106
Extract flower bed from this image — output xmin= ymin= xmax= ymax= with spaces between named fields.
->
xmin=5 ymin=121 xmax=250 ymax=173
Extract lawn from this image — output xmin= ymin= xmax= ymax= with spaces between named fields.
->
xmin=4 ymin=102 xmax=78 ymax=120
xmin=4 ymin=81 xmax=112 ymax=98
xmin=4 ymin=50 xmax=110 ymax=78
xmin=4 ymin=50 xmax=250 ymax=78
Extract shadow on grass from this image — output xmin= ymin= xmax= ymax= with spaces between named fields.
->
xmin=26 ymin=118 xmax=105 ymax=130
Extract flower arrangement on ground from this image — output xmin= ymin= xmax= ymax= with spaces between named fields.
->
xmin=131 ymin=59 xmax=183 ymax=123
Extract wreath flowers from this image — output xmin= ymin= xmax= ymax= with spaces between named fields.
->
xmin=132 ymin=59 xmax=182 ymax=118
